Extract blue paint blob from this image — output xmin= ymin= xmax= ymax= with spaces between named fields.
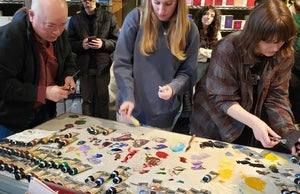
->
xmin=153 ymin=144 xmax=168 ymax=150
xmin=92 ymin=153 xmax=103 ymax=158
xmin=170 ymin=142 xmax=185 ymax=152
xmin=225 ymin=151 xmax=234 ymax=156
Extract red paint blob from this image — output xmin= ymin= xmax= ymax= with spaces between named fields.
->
xmin=156 ymin=151 xmax=168 ymax=159
xmin=180 ymin=157 xmax=187 ymax=163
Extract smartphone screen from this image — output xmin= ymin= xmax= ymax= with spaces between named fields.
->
xmin=88 ymin=36 xmax=96 ymax=42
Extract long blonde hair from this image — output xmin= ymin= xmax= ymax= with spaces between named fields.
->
xmin=139 ymin=0 xmax=190 ymax=61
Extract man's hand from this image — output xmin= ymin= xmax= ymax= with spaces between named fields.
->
xmin=46 ymin=85 xmax=68 ymax=102
xmin=64 ymin=76 xmax=76 ymax=95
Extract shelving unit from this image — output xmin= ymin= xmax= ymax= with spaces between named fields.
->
xmin=0 ymin=1 xmax=22 ymax=17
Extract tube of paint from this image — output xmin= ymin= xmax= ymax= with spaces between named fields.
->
xmin=150 ymin=179 xmax=162 ymax=191
xmin=64 ymin=133 xmax=73 ymax=138
xmin=15 ymin=165 xmax=37 ymax=180
xmin=87 ymin=125 xmax=104 ymax=135
xmin=68 ymin=163 xmax=92 ymax=175
xmin=289 ymin=155 xmax=298 ymax=164
xmin=109 ymin=165 xmax=127 ymax=178
xmin=105 ymin=183 xmax=129 ymax=194
xmin=294 ymin=177 xmax=300 ymax=185
xmin=102 ymin=128 xmax=116 ymax=136
xmin=283 ymin=172 xmax=300 ymax=186
xmin=94 ymin=171 xmax=111 ymax=186
xmin=38 ymin=160 xmax=47 ymax=168
xmin=281 ymin=189 xmax=290 ymax=194
xmin=85 ymin=171 xmax=104 ymax=183
xmin=64 ymin=132 xmax=79 ymax=138
xmin=87 ymin=126 xmax=98 ymax=135
xmin=86 ymin=187 xmax=100 ymax=194
xmin=27 ymin=139 xmax=39 ymax=147
xmin=58 ymin=137 xmax=77 ymax=148
xmin=112 ymin=173 xmax=130 ymax=184
xmin=202 ymin=171 xmax=219 ymax=183
xmin=60 ymin=165 xmax=70 ymax=173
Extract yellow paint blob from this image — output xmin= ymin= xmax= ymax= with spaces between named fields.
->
xmin=218 ymin=169 xmax=232 ymax=179
xmin=244 ymin=176 xmax=266 ymax=192
xmin=263 ymin=152 xmax=279 ymax=162
xmin=90 ymin=149 xmax=96 ymax=153
xmin=218 ymin=157 xmax=234 ymax=179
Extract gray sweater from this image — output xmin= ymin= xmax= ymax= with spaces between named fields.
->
xmin=114 ymin=9 xmax=199 ymax=128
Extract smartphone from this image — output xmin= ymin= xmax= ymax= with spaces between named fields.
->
xmin=88 ymin=36 xmax=97 ymax=42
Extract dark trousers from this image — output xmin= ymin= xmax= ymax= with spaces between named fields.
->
xmin=80 ymin=69 xmax=110 ymax=119
xmin=26 ymin=101 xmax=56 ymax=129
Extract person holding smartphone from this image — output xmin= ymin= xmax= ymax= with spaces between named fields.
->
xmin=68 ymin=0 xmax=119 ymax=119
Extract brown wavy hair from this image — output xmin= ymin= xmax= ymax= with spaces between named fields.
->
xmin=193 ymin=5 xmax=221 ymax=49
xmin=139 ymin=0 xmax=190 ymax=61
xmin=237 ymin=0 xmax=296 ymax=61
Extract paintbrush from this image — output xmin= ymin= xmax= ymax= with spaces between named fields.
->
xmin=117 ymin=112 xmax=140 ymax=127
xmin=130 ymin=116 xmax=140 ymax=127
xmin=270 ymin=136 xmax=287 ymax=144
xmin=185 ymin=134 xmax=196 ymax=152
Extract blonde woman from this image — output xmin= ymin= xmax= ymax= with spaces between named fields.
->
xmin=114 ymin=0 xmax=199 ymax=129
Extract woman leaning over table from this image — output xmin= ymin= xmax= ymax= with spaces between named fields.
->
xmin=113 ymin=0 xmax=199 ymax=130
xmin=190 ymin=0 xmax=300 ymax=156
